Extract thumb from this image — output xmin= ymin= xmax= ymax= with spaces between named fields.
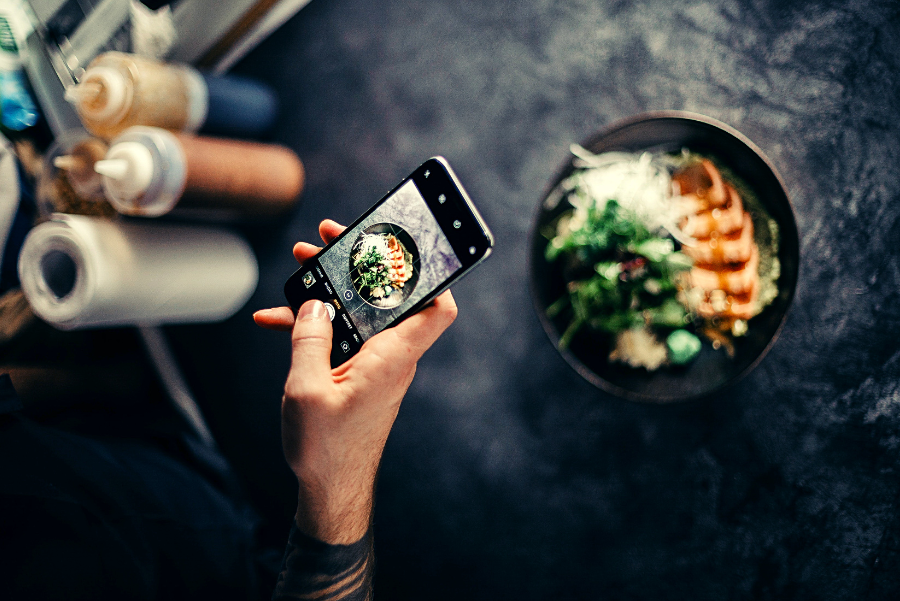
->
xmin=286 ymin=300 xmax=334 ymax=401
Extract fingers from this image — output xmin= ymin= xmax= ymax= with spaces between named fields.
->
xmin=292 ymin=220 xmax=346 ymax=264
xmin=253 ymin=307 xmax=296 ymax=331
xmin=319 ymin=220 xmax=345 ymax=244
xmin=293 ymin=242 xmax=322 ymax=264
xmin=396 ymin=290 xmax=458 ymax=354
xmin=366 ymin=291 xmax=458 ymax=363
xmin=285 ymin=300 xmax=335 ymax=403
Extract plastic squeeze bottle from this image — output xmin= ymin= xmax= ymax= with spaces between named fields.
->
xmin=52 ymin=137 xmax=108 ymax=200
xmin=64 ymin=51 xmax=278 ymax=140
xmin=93 ymin=126 xmax=304 ymax=217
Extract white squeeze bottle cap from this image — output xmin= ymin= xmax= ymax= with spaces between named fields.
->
xmin=95 ymin=141 xmax=155 ymax=205
xmin=65 ymin=65 xmax=131 ymax=124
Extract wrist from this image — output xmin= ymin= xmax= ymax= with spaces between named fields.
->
xmin=295 ymin=477 xmax=374 ymax=545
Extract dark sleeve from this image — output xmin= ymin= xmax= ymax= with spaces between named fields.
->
xmin=272 ymin=524 xmax=373 ymax=601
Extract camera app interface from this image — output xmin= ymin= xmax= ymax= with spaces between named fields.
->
xmin=322 ymin=180 xmax=462 ymax=338
xmin=294 ymin=179 xmax=462 ymax=364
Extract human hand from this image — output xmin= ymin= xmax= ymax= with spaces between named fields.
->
xmin=254 ymin=220 xmax=457 ymax=544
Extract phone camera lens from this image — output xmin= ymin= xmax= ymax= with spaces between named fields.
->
xmin=453 ymin=220 xmax=461 ymax=229
xmin=438 ymin=194 xmax=446 ymax=204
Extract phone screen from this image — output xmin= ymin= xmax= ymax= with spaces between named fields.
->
xmin=285 ymin=157 xmax=492 ymax=366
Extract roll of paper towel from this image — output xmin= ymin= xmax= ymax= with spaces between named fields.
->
xmin=18 ymin=213 xmax=258 ymax=329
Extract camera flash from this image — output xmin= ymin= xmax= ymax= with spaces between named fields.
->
xmin=469 ymin=246 xmax=476 ymax=255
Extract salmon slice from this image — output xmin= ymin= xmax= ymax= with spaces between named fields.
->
xmin=386 ymin=235 xmax=411 ymax=286
xmin=674 ymin=158 xmax=764 ymax=325
xmin=672 ymin=158 xmax=728 ymax=210
xmin=682 ymin=212 xmax=754 ymax=264
xmin=696 ymin=279 xmax=760 ymax=320
xmin=688 ymin=244 xmax=759 ymax=295
xmin=680 ymin=184 xmax=745 ymax=238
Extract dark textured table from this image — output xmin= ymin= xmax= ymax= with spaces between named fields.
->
xmin=166 ymin=0 xmax=900 ymax=598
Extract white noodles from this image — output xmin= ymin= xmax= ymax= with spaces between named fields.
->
xmin=559 ymin=145 xmax=696 ymax=245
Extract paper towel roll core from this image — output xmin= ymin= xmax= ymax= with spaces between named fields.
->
xmin=39 ymin=248 xmax=79 ymax=300
xmin=18 ymin=213 xmax=258 ymax=329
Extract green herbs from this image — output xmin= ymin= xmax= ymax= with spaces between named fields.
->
xmin=352 ymin=246 xmax=390 ymax=291
xmin=546 ymin=199 xmax=693 ymax=350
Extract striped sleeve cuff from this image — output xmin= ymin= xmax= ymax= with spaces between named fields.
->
xmin=272 ymin=523 xmax=373 ymax=601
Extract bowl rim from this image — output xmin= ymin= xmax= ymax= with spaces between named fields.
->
xmin=529 ymin=110 xmax=799 ymax=403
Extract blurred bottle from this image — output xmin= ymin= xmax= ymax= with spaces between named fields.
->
xmin=36 ymin=131 xmax=117 ymax=218
xmin=0 ymin=8 xmax=50 ymax=149
xmin=52 ymin=138 xmax=108 ymax=201
xmin=93 ymin=126 xmax=304 ymax=218
xmin=65 ymin=51 xmax=278 ymax=140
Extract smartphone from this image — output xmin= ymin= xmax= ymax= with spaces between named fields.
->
xmin=284 ymin=157 xmax=494 ymax=367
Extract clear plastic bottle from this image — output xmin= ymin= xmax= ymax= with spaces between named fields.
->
xmin=94 ymin=126 xmax=304 ymax=218
xmin=52 ymin=137 xmax=109 ymax=200
xmin=36 ymin=131 xmax=117 ymax=218
xmin=65 ymin=52 xmax=277 ymax=140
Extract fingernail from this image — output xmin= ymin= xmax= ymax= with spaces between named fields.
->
xmin=298 ymin=300 xmax=326 ymax=321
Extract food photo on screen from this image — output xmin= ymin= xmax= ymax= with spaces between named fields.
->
xmin=318 ymin=180 xmax=462 ymax=339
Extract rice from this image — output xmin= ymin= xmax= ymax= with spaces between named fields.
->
xmin=609 ymin=327 xmax=668 ymax=370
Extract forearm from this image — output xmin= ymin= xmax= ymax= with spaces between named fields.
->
xmin=260 ymin=230 xmax=458 ymax=601
xmin=272 ymin=521 xmax=373 ymax=601
xmin=294 ymin=481 xmax=374 ymax=546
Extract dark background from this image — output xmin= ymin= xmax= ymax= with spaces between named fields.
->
xmin=165 ymin=0 xmax=900 ymax=598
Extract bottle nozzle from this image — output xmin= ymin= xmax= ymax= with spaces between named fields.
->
xmin=95 ymin=140 xmax=156 ymax=204
xmin=94 ymin=158 xmax=130 ymax=180
xmin=66 ymin=65 xmax=130 ymax=123
xmin=64 ymin=81 xmax=102 ymax=105
xmin=53 ymin=155 xmax=84 ymax=171
xmin=51 ymin=139 xmax=109 ymax=198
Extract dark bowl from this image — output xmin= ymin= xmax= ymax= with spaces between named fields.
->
xmin=349 ymin=222 xmax=421 ymax=309
xmin=529 ymin=111 xmax=800 ymax=402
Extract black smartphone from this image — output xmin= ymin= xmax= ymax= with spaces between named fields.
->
xmin=284 ymin=157 xmax=494 ymax=367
